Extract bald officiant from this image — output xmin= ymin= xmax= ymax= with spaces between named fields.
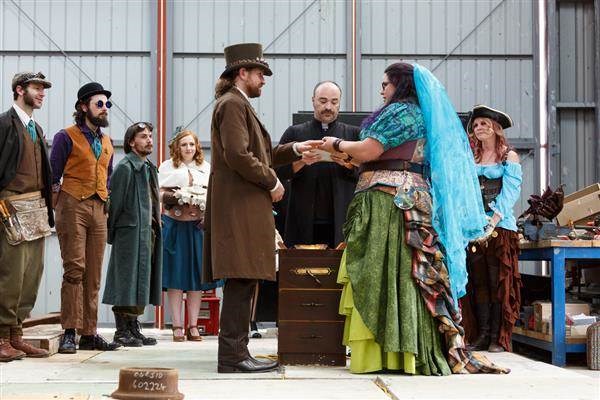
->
xmin=276 ymin=81 xmax=360 ymax=248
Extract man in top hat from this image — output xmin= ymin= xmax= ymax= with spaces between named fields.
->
xmin=203 ymin=43 xmax=320 ymax=373
xmin=0 ymin=71 xmax=53 ymax=361
xmin=50 ymin=82 xmax=120 ymax=353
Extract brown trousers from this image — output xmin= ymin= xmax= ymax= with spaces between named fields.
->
xmin=218 ymin=278 xmax=257 ymax=364
xmin=0 ymin=229 xmax=44 ymax=339
xmin=55 ymin=192 xmax=106 ymax=335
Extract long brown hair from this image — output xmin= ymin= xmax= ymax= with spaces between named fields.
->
xmin=214 ymin=76 xmax=235 ymax=99
xmin=169 ymin=130 xmax=204 ymax=168
xmin=469 ymin=117 xmax=509 ymax=163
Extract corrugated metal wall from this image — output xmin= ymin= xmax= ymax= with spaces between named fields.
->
xmin=360 ymin=0 xmax=536 ymax=216
xmin=550 ymin=0 xmax=598 ymax=195
xmin=0 ymin=0 xmax=544 ymax=321
xmin=171 ymin=0 xmax=348 ymax=143
xmin=0 ymin=0 xmax=155 ymax=323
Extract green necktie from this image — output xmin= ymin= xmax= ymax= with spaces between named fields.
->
xmin=27 ymin=120 xmax=37 ymax=142
xmin=91 ymin=135 xmax=102 ymax=159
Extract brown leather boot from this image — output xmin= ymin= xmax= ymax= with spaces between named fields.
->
xmin=488 ymin=303 xmax=505 ymax=353
xmin=467 ymin=303 xmax=490 ymax=351
xmin=0 ymin=338 xmax=26 ymax=362
xmin=10 ymin=335 xmax=49 ymax=358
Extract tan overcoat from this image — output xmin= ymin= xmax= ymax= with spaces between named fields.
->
xmin=202 ymin=88 xmax=298 ymax=282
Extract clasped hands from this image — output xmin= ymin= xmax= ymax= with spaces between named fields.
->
xmin=296 ymin=137 xmax=353 ymax=168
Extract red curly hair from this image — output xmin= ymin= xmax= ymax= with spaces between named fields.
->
xmin=469 ymin=117 xmax=509 ymax=163
xmin=169 ymin=130 xmax=204 ymax=168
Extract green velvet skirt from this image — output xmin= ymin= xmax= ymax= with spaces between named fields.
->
xmin=338 ymin=189 xmax=451 ymax=375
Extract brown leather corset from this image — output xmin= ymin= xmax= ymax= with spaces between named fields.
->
xmin=479 ymin=175 xmax=502 ymax=212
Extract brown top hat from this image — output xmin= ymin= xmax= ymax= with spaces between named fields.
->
xmin=467 ymin=104 xmax=513 ymax=133
xmin=221 ymin=43 xmax=273 ymax=78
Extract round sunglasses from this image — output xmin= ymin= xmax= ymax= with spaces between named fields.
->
xmin=94 ymin=100 xmax=112 ymax=109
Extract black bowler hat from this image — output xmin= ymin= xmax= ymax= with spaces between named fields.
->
xmin=75 ymin=82 xmax=112 ymax=108
xmin=220 ymin=43 xmax=272 ymax=79
xmin=467 ymin=104 xmax=513 ymax=133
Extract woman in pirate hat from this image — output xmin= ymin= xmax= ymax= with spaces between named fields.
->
xmin=464 ymin=105 xmax=522 ymax=353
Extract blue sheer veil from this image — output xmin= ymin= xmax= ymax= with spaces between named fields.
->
xmin=413 ymin=64 xmax=487 ymax=300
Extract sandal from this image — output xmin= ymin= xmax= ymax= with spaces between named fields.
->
xmin=172 ymin=326 xmax=185 ymax=342
xmin=186 ymin=326 xmax=203 ymax=341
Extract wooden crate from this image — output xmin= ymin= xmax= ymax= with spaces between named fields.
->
xmin=277 ymin=249 xmax=346 ymax=366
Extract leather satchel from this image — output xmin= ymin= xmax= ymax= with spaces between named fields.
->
xmin=0 ymin=191 xmax=51 ymax=245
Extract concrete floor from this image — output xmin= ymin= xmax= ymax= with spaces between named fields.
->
xmin=0 ymin=327 xmax=598 ymax=400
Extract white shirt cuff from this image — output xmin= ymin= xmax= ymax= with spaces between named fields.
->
xmin=292 ymin=142 xmax=302 ymax=156
xmin=270 ymin=178 xmax=283 ymax=192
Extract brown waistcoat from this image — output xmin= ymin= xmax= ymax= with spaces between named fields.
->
xmin=61 ymin=125 xmax=113 ymax=201
xmin=5 ymin=122 xmax=44 ymax=193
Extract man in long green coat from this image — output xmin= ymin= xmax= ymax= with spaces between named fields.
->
xmin=103 ymin=122 xmax=161 ymax=347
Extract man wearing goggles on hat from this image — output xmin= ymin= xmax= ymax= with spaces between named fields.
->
xmin=0 ymin=71 xmax=53 ymax=361
xmin=50 ymin=82 xmax=119 ymax=354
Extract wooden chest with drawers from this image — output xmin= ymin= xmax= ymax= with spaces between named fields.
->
xmin=277 ymin=248 xmax=346 ymax=366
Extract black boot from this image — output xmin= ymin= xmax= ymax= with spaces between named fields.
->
xmin=58 ymin=329 xmax=77 ymax=354
xmin=113 ymin=313 xmax=143 ymax=347
xmin=488 ymin=303 xmax=505 ymax=353
xmin=467 ymin=303 xmax=490 ymax=351
xmin=79 ymin=334 xmax=121 ymax=351
xmin=129 ymin=317 xmax=157 ymax=346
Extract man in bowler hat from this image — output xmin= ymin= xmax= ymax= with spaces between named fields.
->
xmin=0 ymin=72 xmax=53 ymax=361
xmin=203 ymin=43 xmax=320 ymax=373
xmin=51 ymin=82 xmax=120 ymax=353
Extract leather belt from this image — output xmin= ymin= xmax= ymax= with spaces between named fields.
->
xmin=358 ymin=159 xmax=425 ymax=175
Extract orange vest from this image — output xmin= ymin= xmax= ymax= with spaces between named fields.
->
xmin=61 ymin=125 xmax=113 ymax=201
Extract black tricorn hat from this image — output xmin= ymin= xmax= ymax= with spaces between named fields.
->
xmin=467 ymin=104 xmax=513 ymax=133
xmin=75 ymin=82 xmax=112 ymax=108
xmin=220 ymin=43 xmax=273 ymax=79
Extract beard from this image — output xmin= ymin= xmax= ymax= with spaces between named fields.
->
xmin=317 ymin=110 xmax=336 ymax=124
xmin=86 ymin=109 xmax=109 ymax=128
xmin=134 ymin=144 xmax=153 ymax=157
xmin=23 ymin=90 xmax=40 ymax=109
xmin=247 ymin=84 xmax=262 ymax=98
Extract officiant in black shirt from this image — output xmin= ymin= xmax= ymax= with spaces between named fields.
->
xmin=276 ymin=81 xmax=360 ymax=248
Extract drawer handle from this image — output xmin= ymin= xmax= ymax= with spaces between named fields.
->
xmin=300 ymin=302 xmax=324 ymax=307
xmin=299 ymin=334 xmax=323 ymax=340
xmin=290 ymin=267 xmax=334 ymax=286
xmin=290 ymin=267 xmax=334 ymax=276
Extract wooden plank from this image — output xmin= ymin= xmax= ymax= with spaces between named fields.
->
xmin=22 ymin=312 xmax=60 ymax=328
xmin=22 ymin=324 xmax=63 ymax=355
xmin=519 ymin=240 xmax=595 ymax=249
xmin=513 ymin=326 xmax=587 ymax=344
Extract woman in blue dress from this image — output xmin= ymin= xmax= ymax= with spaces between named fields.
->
xmin=464 ymin=105 xmax=522 ymax=353
xmin=159 ymin=129 xmax=220 ymax=342
xmin=319 ymin=63 xmax=508 ymax=375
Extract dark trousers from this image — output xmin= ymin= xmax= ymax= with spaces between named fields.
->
xmin=313 ymin=222 xmax=334 ymax=249
xmin=218 ymin=278 xmax=257 ymax=364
